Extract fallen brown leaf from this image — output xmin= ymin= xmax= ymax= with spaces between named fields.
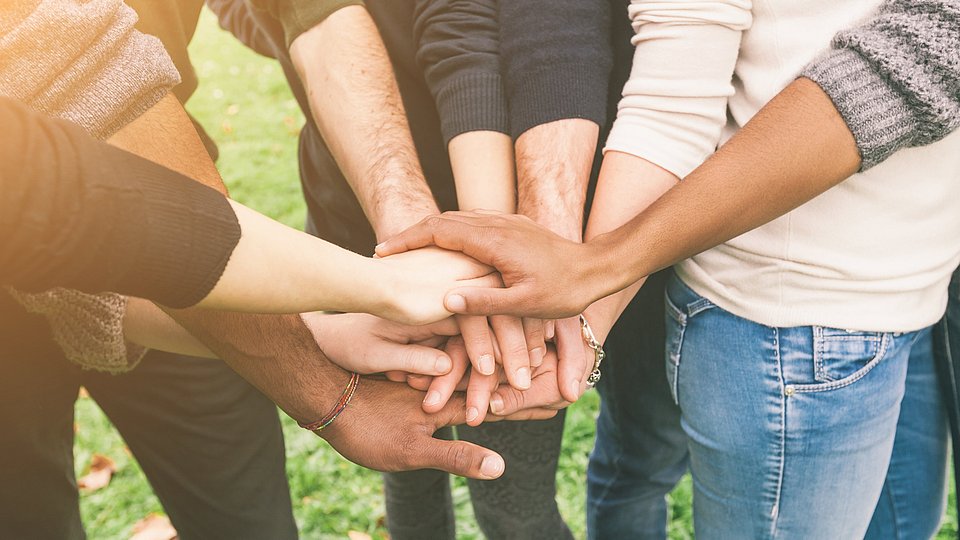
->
xmin=77 ymin=454 xmax=116 ymax=492
xmin=130 ymin=513 xmax=177 ymax=540
xmin=348 ymin=532 xmax=372 ymax=540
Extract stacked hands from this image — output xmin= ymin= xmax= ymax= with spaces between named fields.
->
xmin=296 ymin=218 xmax=605 ymax=480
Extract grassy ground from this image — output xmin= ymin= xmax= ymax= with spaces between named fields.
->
xmin=73 ymin=9 xmax=957 ymax=539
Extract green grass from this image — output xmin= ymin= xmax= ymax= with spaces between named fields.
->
xmin=73 ymin=9 xmax=958 ymax=539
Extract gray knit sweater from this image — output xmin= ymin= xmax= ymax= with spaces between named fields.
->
xmin=802 ymin=0 xmax=960 ymax=170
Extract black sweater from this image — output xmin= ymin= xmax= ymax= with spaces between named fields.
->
xmin=0 ymin=97 xmax=240 ymax=308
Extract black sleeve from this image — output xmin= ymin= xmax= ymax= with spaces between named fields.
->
xmin=0 ymin=97 xmax=241 ymax=308
xmin=207 ymin=0 xmax=279 ymax=59
xmin=499 ymin=0 xmax=614 ymax=139
xmin=414 ymin=0 xmax=509 ymax=144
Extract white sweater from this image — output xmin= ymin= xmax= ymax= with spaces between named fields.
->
xmin=605 ymin=0 xmax=960 ymax=332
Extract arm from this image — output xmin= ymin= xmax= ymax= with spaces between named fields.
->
xmin=288 ymin=5 xmax=438 ymax=240
xmin=503 ymin=0 xmax=616 ymax=391
xmin=110 ymin=92 xmax=507 ymax=480
xmin=581 ymin=0 xmax=751 ymax=340
xmin=376 ymin=0 xmax=960 ymax=319
xmin=414 ymin=0 xmax=533 ymax=407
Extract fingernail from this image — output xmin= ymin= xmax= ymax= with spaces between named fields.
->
xmin=515 ymin=367 xmax=531 ymax=389
xmin=489 ymin=395 xmax=504 ymax=414
xmin=375 ymin=242 xmax=385 ymax=251
xmin=435 ymin=355 xmax=452 ymax=373
xmin=466 ymin=407 xmax=479 ymax=423
xmin=446 ymin=294 xmax=467 ymax=312
xmin=569 ymin=379 xmax=581 ymax=399
xmin=424 ymin=391 xmax=442 ymax=407
xmin=480 ymin=455 xmax=505 ymax=478
xmin=530 ymin=347 xmax=544 ymax=368
xmin=478 ymin=354 xmax=495 ymax=375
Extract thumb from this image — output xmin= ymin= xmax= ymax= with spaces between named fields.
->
xmin=409 ymin=437 xmax=505 ymax=480
xmin=445 ymin=287 xmax=527 ymax=317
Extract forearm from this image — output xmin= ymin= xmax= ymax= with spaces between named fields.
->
xmin=162 ymin=307 xmax=350 ymax=423
xmin=124 ymin=298 xmax=216 ymax=358
xmin=290 ymin=6 xmax=438 ymax=239
xmin=591 ymin=78 xmax=860 ymax=295
xmin=448 ymin=131 xmax=516 ymax=212
xmin=515 ymin=119 xmax=598 ymax=240
xmin=199 ymin=200 xmax=386 ymax=314
xmin=582 ymin=152 xmax=678 ymax=343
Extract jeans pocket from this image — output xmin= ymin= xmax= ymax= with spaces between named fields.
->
xmin=793 ymin=328 xmax=892 ymax=393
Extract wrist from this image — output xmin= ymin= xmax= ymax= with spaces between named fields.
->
xmin=579 ymin=233 xmax=628 ymax=301
xmin=518 ymin=201 xmax=584 ymax=243
xmin=369 ymin=188 xmax=439 ymax=242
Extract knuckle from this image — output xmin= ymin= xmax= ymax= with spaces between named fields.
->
xmin=447 ymin=444 xmax=472 ymax=473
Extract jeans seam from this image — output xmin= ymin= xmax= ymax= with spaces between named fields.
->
xmin=792 ymin=333 xmax=890 ymax=394
xmin=771 ymin=327 xmax=785 ymax=538
xmin=587 ymin=400 xmax=626 ymax=527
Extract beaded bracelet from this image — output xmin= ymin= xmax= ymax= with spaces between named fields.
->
xmin=298 ymin=372 xmax=361 ymax=433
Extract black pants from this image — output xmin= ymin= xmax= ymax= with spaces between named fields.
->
xmin=0 ymin=292 xmax=298 ymax=540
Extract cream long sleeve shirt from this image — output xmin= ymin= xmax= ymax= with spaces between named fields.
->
xmin=605 ymin=0 xmax=960 ymax=332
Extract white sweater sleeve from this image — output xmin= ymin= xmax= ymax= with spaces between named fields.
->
xmin=604 ymin=0 xmax=752 ymax=178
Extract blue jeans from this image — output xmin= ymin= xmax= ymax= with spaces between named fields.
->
xmin=666 ymin=274 xmax=947 ymax=538
xmin=587 ymin=271 xmax=689 ymax=539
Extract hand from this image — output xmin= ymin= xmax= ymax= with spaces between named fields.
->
xmin=414 ymin=335 xmax=502 ymax=426
xmin=319 ymin=378 xmax=506 ymax=480
xmin=411 ymin=322 xmax=590 ymax=419
xmin=374 ymin=246 xmax=500 ymax=325
xmin=375 ymin=212 xmax=604 ymax=319
xmin=488 ymin=341 xmax=594 ymax=417
xmin=301 ymin=312 xmax=460 ymax=376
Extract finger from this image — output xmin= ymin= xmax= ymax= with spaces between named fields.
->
xmin=366 ymin=341 xmax=453 ymax=376
xmin=488 ymin=379 xmax=567 ymax=416
xmin=522 ymin=318 xmax=546 ymax=368
xmin=374 ymin=214 xmax=483 ymax=257
xmin=555 ymin=317 xmax=588 ymax=402
xmin=421 ymin=316 xmax=461 ymax=338
xmin=422 ymin=337 xmax=470 ymax=413
xmin=465 ymin=370 xmax=499 ymax=426
xmin=385 ymin=371 xmax=408 ymax=383
xmin=457 ymin=315 xmax=496 ymax=375
xmin=406 ymin=374 xmax=433 ymax=391
xmin=502 ymin=408 xmax=560 ymax=421
xmin=407 ymin=437 xmax=505 ymax=480
xmin=490 ymin=316 xmax=532 ymax=390
xmin=445 ymin=286 xmax=530 ymax=317
xmin=545 ymin=320 xmax=556 ymax=340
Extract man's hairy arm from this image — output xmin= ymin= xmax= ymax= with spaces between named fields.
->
xmin=289 ymin=6 xmax=438 ymax=240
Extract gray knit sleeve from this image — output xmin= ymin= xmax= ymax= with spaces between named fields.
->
xmin=801 ymin=0 xmax=960 ymax=170
xmin=0 ymin=0 xmax=181 ymax=139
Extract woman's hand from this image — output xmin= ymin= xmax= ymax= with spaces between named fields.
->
xmin=301 ymin=311 xmax=460 ymax=376
xmin=373 ymin=246 xmax=500 ymax=325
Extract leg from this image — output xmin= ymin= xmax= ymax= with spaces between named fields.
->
xmin=459 ymin=414 xmax=572 ymax=540
xmin=382 ymin=426 xmax=457 ymax=540
xmin=587 ymin=269 xmax=689 ymax=540
xmin=82 ymin=351 xmax=297 ymax=540
xmin=0 ymin=292 xmax=85 ymax=540
xmin=865 ymin=323 xmax=950 ymax=538
xmin=668 ymin=274 xmax=915 ymax=539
